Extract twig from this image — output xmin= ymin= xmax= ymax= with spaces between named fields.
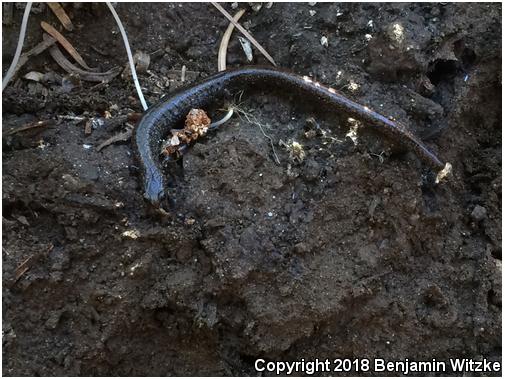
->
xmin=10 ymin=36 xmax=57 ymax=81
xmin=47 ymin=2 xmax=74 ymax=31
xmin=218 ymin=8 xmax=246 ymax=71
xmin=41 ymin=21 xmax=96 ymax=71
xmin=211 ymin=2 xmax=276 ymax=67
xmin=97 ymin=127 xmax=133 ymax=151
xmin=4 ymin=120 xmax=53 ymax=136
xmin=58 ymin=115 xmax=86 ymax=122
xmin=15 ymin=255 xmax=33 ymax=282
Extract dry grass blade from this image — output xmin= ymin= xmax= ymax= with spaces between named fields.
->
xmin=212 ymin=2 xmax=276 ymax=67
xmin=218 ymin=8 xmax=246 ymax=72
xmin=43 ymin=34 xmax=121 ymax=82
xmin=41 ymin=21 xmax=96 ymax=71
xmin=47 ymin=2 xmax=74 ymax=31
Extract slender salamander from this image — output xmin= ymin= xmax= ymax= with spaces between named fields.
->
xmin=133 ymin=66 xmax=445 ymax=207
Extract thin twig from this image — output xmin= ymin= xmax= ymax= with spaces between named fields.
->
xmin=10 ymin=36 xmax=57 ymax=81
xmin=14 ymin=243 xmax=54 ymax=282
xmin=97 ymin=127 xmax=133 ymax=151
xmin=211 ymin=2 xmax=276 ymax=67
xmin=218 ymin=8 xmax=246 ymax=72
xmin=4 ymin=120 xmax=53 ymax=136
xmin=15 ymin=255 xmax=33 ymax=282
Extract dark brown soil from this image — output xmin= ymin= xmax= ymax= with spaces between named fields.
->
xmin=2 ymin=2 xmax=501 ymax=376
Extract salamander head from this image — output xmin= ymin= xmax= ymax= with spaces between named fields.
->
xmin=143 ymin=170 xmax=166 ymax=208
xmin=144 ymin=187 xmax=165 ymax=208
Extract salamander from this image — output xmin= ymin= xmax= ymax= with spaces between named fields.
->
xmin=133 ymin=66 xmax=445 ymax=207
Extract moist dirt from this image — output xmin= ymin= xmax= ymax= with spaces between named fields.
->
xmin=2 ymin=2 xmax=502 ymax=376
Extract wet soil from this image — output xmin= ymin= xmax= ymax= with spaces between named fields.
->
xmin=2 ymin=2 xmax=502 ymax=376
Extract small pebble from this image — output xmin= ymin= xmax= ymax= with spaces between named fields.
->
xmin=471 ymin=205 xmax=487 ymax=221
xmin=294 ymin=242 xmax=310 ymax=254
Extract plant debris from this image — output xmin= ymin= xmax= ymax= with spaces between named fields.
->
xmin=218 ymin=8 xmax=246 ymax=71
xmin=23 ymin=71 xmax=44 ymax=82
xmin=43 ymin=34 xmax=121 ymax=82
xmin=41 ymin=21 xmax=96 ymax=71
xmin=47 ymin=2 xmax=74 ymax=31
xmin=4 ymin=119 xmax=53 ymax=136
xmin=435 ymin=162 xmax=453 ymax=183
xmin=14 ymin=244 xmax=54 ymax=283
xmin=212 ymin=2 xmax=277 ymax=66
xmin=122 ymin=51 xmax=150 ymax=77
xmin=97 ymin=125 xmax=134 ymax=151
xmin=9 ymin=36 xmax=56 ymax=81
xmin=238 ymin=36 xmax=254 ymax=62
xmin=280 ymin=139 xmax=306 ymax=164
xmin=161 ymin=109 xmax=211 ymax=157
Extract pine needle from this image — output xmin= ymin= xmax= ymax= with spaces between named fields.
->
xmin=211 ymin=2 xmax=276 ymax=67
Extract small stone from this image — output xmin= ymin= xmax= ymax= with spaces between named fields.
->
xmin=62 ymin=174 xmax=86 ymax=192
xmin=302 ymin=158 xmax=320 ymax=182
xmin=471 ymin=205 xmax=487 ymax=221
xmin=294 ymin=242 xmax=310 ymax=254
xmin=45 ymin=310 xmax=63 ymax=330
xmin=16 ymin=215 xmax=29 ymax=226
